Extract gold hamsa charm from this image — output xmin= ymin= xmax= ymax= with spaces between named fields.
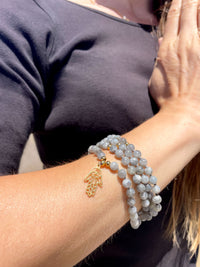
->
xmin=84 ymin=167 xmax=103 ymax=197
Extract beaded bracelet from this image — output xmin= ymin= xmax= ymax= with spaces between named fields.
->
xmin=85 ymin=135 xmax=162 ymax=229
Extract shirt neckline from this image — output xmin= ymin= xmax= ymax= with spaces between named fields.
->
xmin=65 ymin=0 xmax=154 ymax=31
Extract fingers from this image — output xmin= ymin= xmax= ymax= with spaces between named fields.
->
xmin=164 ymin=0 xmax=182 ymax=39
xmin=180 ymin=0 xmax=199 ymax=34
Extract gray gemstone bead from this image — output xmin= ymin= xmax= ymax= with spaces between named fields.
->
xmin=127 ymin=198 xmax=136 ymax=206
xmin=115 ymin=149 xmax=124 ymax=158
xmin=148 ymin=192 xmax=153 ymax=200
xmin=133 ymin=150 xmax=141 ymax=158
xmin=142 ymin=207 xmax=150 ymax=212
xmin=149 ymin=175 xmax=157 ymax=184
xmin=141 ymin=175 xmax=149 ymax=184
xmin=137 ymin=183 xmax=146 ymax=193
xmin=139 ymin=158 xmax=148 ymax=167
xmin=124 ymin=150 xmax=133 ymax=158
xmin=152 ymin=195 xmax=162 ymax=204
xmin=111 ymin=138 xmax=119 ymax=145
xmin=129 ymin=206 xmax=137 ymax=215
xmin=126 ymin=188 xmax=135 ymax=198
xmin=154 ymin=204 xmax=162 ymax=212
xmin=140 ymin=212 xmax=147 ymax=222
xmin=152 ymin=185 xmax=161 ymax=194
xmin=136 ymin=166 xmax=144 ymax=175
xmin=130 ymin=212 xmax=139 ymax=220
xmin=129 ymin=157 xmax=138 ymax=166
xmin=150 ymin=210 xmax=158 ymax=217
xmin=140 ymin=191 xmax=148 ymax=200
xmin=110 ymin=145 xmax=117 ymax=153
xmin=118 ymin=169 xmax=126 ymax=179
xmin=122 ymin=178 xmax=132 ymax=188
xmin=145 ymin=167 xmax=153 ymax=175
xmin=110 ymin=162 xmax=119 ymax=171
xmin=130 ymin=219 xmax=140 ymax=229
xmin=146 ymin=214 xmax=153 ymax=221
xmin=119 ymin=144 xmax=126 ymax=151
xmin=121 ymin=156 xmax=130 ymax=166
xmin=99 ymin=141 xmax=106 ymax=149
xmin=145 ymin=184 xmax=152 ymax=192
xmin=88 ymin=145 xmax=100 ymax=154
xmin=102 ymin=142 xmax=109 ymax=149
xmin=127 ymin=166 xmax=136 ymax=175
xmin=142 ymin=199 xmax=150 ymax=208
xmin=133 ymin=174 xmax=142 ymax=184
xmin=120 ymin=137 xmax=127 ymax=144
xmin=127 ymin=144 xmax=135 ymax=151
xmin=97 ymin=151 xmax=106 ymax=159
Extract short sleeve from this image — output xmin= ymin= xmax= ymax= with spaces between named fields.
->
xmin=0 ymin=0 xmax=54 ymax=175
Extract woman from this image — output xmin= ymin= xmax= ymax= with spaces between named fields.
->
xmin=0 ymin=0 xmax=199 ymax=266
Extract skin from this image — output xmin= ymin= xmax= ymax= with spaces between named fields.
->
xmin=1 ymin=0 xmax=200 ymax=266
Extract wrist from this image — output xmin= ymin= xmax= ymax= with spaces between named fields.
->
xmin=158 ymin=100 xmax=200 ymax=151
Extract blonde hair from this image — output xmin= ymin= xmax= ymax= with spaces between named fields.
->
xmin=154 ymin=0 xmax=200 ymax=257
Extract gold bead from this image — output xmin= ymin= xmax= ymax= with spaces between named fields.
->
xmin=106 ymin=161 xmax=111 ymax=167
xmin=108 ymin=144 xmax=112 ymax=150
xmin=100 ymin=160 xmax=106 ymax=167
xmin=101 ymin=156 xmax=106 ymax=161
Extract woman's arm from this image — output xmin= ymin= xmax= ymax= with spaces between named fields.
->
xmin=1 ymin=0 xmax=200 ymax=266
xmin=0 ymin=110 xmax=199 ymax=267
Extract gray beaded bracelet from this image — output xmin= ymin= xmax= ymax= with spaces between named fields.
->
xmin=87 ymin=145 xmax=137 ymax=217
xmin=95 ymin=134 xmax=162 ymax=229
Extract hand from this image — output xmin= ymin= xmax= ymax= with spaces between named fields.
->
xmin=149 ymin=0 xmax=200 ymax=125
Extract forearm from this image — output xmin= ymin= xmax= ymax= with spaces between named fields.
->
xmin=0 ymin=110 xmax=199 ymax=267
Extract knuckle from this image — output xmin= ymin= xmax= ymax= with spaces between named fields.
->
xmin=182 ymin=0 xmax=198 ymax=9
xmin=168 ymin=7 xmax=180 ymax=18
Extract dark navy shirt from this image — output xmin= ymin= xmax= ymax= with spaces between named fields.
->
xmin=0 ymin=0 xmax=196 ymax=265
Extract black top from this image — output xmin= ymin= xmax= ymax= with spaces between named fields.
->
xmin=0 ymin=0 xmax=196 ymax=265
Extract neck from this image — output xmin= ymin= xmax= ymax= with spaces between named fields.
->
xmin=95 ymin=0 xmax=158 ymax=25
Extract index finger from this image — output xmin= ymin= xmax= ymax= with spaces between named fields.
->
xmin=164 ymin=0 xmax=182 ymax=39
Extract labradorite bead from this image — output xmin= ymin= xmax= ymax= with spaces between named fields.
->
xmin=111 ymin=138 xmax=119 ymax=145
xmin=126 ymin=188 xmax=135 ymax=198
xmin=121 ymin=156 xmax=129 ymax=166
xmin=141 ymin=175 xmax=149 ymax=184
xmin=118 ymin=169 xmax=126 ymax=179
xmin=127 ymin=166 xmax=136 ymax=175
xmin=139 ymin=158 xmax=148 ymax=167
xmin=127 ymin=198 xmax=136 ymax=206
xmin=152 ymin=195 xmax=162 ymax=204
xmin=133 ymin=174 xmax=142 ymax=184
xmin=119 ymin=144 xmax=126 ymax=151
xmin=110 ymin=162 xmax=119 ymax=171
xmin=97 ymin=151 xmax=106 ymax=159
xmin=122 ymin=178 xmax=132 ymax=188
xmin=149 ymin=175 xmax=157 ymax=184
xmin=142 ymin=199 xmax=150 ymax=208
xmin=133 ymin=150 xmax=141 ymax=158
xmin=145 ymin=184 xmax=152 ymax=192
xmin=140 ymin=191 xmax=148 ymax=200
xmin=144 ymin=167 xmax=152 ymax=176
xmin=124 ymin=149 xmax=132 ymax=158
xmin=110 ymin=145 xmax=117 ymax=153
xmin=129 ymin=206 xmax=137 ymax=215
xmin=152 ymin=185 xmax=161 ymax=194
xmin=127 ymin=144 xmax=135 ymax=151
xmin=115 ymin=149 xmax=123 ymax=158
xmin=136 ymin=166 xmax=144 ymax=175
xmin=129 ymin=157 xmax=138 ymax=166
xmin=130 ymin=219 xmax=140 ymax=229
xmin=137 ymin=183 xmax=146 ymax=193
